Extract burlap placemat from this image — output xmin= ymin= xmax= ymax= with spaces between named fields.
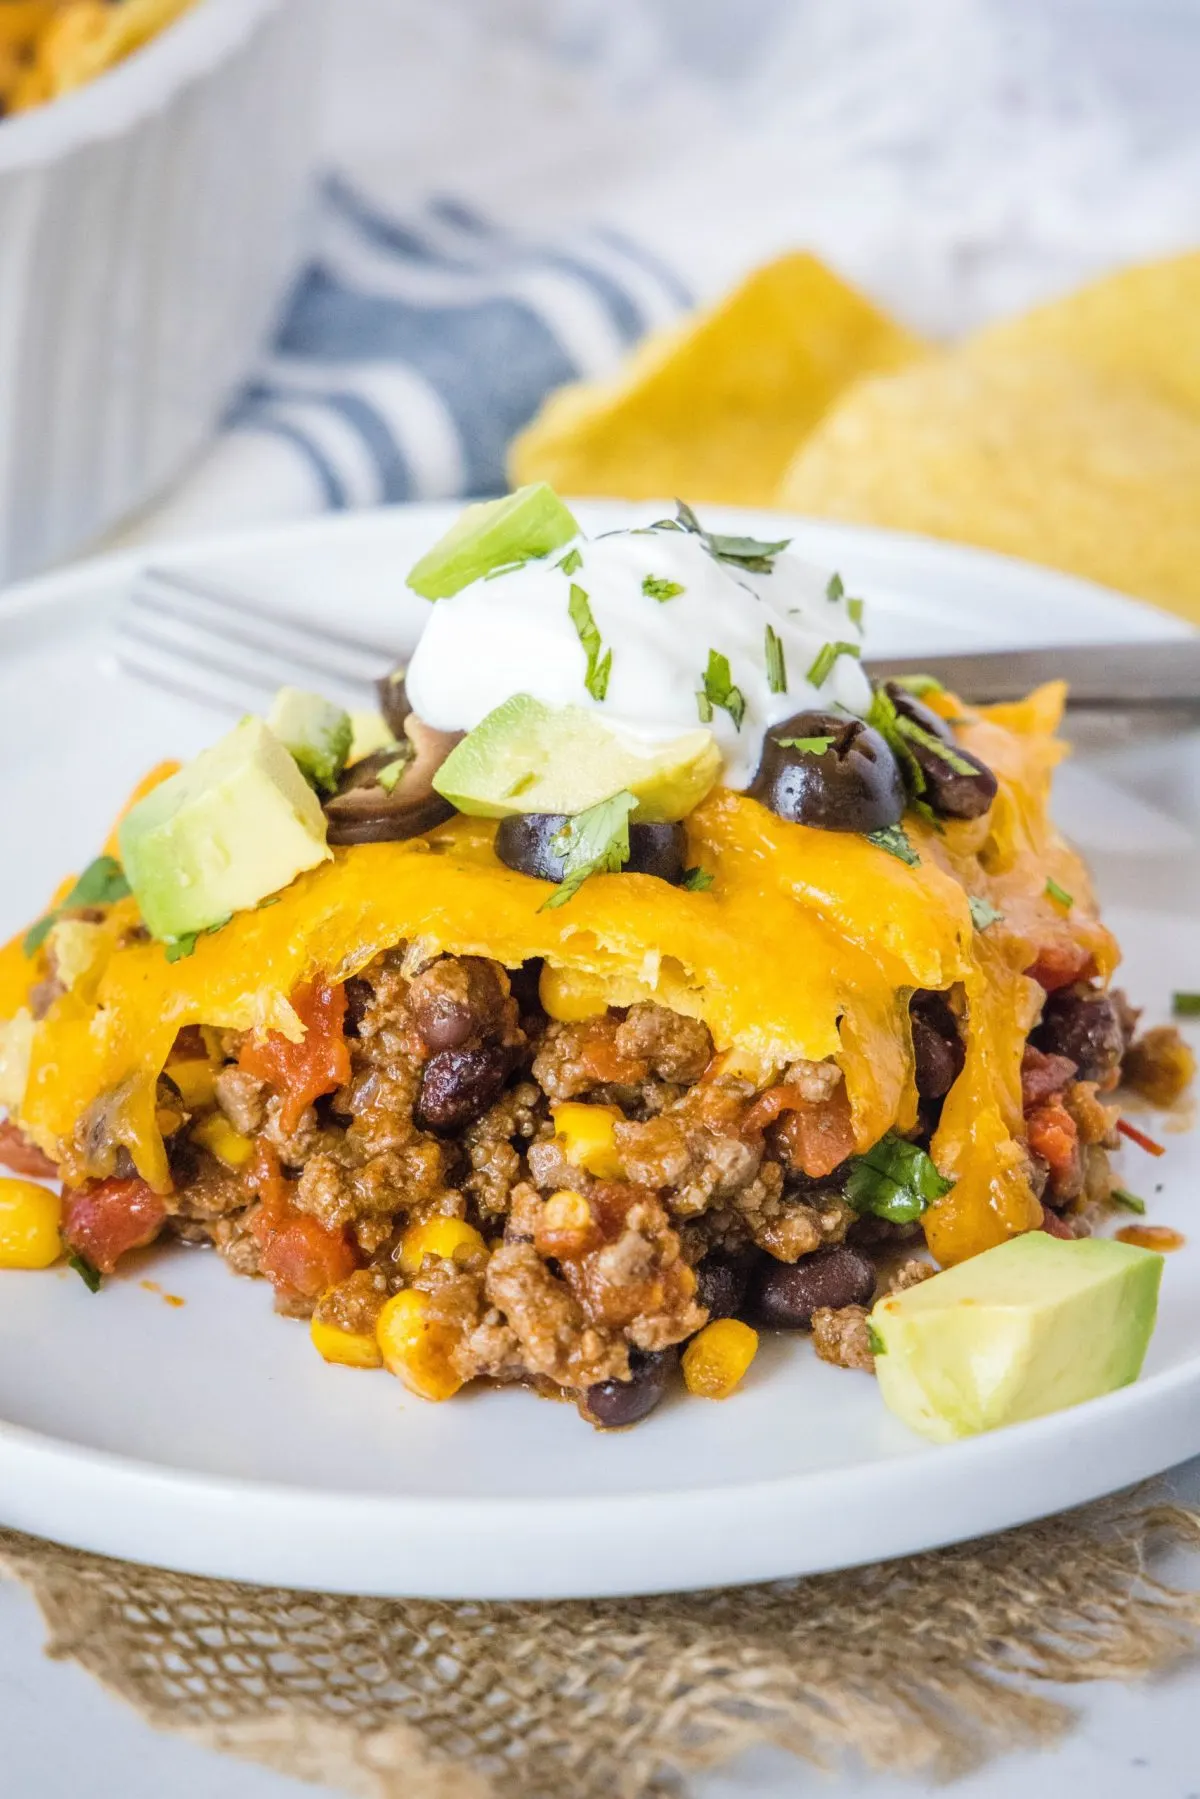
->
xmin=3 ymin=1493 xmax=1199 ymax=1799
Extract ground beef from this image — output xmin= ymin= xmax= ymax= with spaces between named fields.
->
xmin=1063 ymin=1080 xmax=1118 ymax=1148
xmin=463 ymin=1081 xmax=545 ymax=1215
xmin=887 ymin=1257 xmax=936 ymax=1293
xmin=169 ymin=1146 xmax=246 ymax=1223
xmin=214 ymin=1067 xmax=266 ymax=1135
xmin=482 ymin=1242 xmax=632 ymax=1387
xmin=811 ymin=1304 xmax=875 ymax=1371
xmin=531 ymin=1004 xmax=713 ymax=1103
xmin=314 ymin=1267 xmax=391 ymax=1336
xmin=613 ymin=1004 xmax=713 ymax=1083
xmin=1123 ymin=1026 xmax=1196 ymax=1108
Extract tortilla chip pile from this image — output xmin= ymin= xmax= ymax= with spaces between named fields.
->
xmin=510 ymin=251 xmax=1200 ymax=622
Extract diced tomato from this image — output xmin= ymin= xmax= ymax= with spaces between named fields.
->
xmin=1026 ymin=1096 xmax=1080 ymax=1188
xmin=0 ymin=1119 xmax=58 ymax=1178
xmin=62 ymin=1177 xmax=168 ymax=1274
xmin=1039 ymin=1206 xmax=1076 ymax=1240
xmin=1020 ymin=1046 xmax=1076 ymax=1110
xmin=238 ymin=978 xmax=351 ymax=1134
xmin=245 ymin=1140 xmax=357 ymax=1306
xmin=1027 ymin=940 xmax=1095 ymax=993
xmin=749 ymin=1082 xmax=856 ymax=1179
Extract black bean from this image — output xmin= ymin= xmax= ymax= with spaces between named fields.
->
xmin=1033 ymin=986 xmax=1125 ymax=1083
xmin=747 ymin=1244 xmax=876 ymax=1329
xmin=582 ymin=1349 xmax=675 ymax=1428
xmin=416 ymin=1040 xmax=515 ymax=1131
xmin=495 ymin=814 xmax=688 ymax=886
xmin=408 ymin=957 xmax=510 ymax=1054
xmin=909 ymin=991 xmax=965 ymax=1100
xmin=751 ymin=711 xmax=905 ymax=835
xmin=695 ymin=1251 xmax=754 ymax=1322
xmin=342 ymin=977 xmax=372 ymax=1038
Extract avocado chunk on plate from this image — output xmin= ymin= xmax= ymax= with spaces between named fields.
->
xmin=119 ymin=716 xmax=331 ymax=948
xmin=267 ymin=687 xmax=352 ymax=793
xmin=869 ymin=1232 xmax=1163 ymax=1442
xmin=406 ymin=483 xmax=579 ymax=601
xmin=433 ymin=693 xmax=721 ymax=822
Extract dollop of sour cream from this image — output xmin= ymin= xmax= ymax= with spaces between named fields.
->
xmin=405 ymin=527 xmax=871 ymax=788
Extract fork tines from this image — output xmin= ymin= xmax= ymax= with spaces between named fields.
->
xmin=114 ymin=564 xmax=400 ymax=716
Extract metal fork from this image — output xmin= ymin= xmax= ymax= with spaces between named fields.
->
xmin=113 ymin=563 xmax=1200 ymax=725
xmin=112 ymin=565 xmax=400 ymax=715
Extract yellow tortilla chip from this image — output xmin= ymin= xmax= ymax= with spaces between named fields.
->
xmin=780 ymin=342 xmax=1200 ymax=621
xmin=510 ymin=253 xmax=925 ymax=506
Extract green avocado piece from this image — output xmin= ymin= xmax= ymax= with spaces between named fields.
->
xmin=406 ymin=484 xmax=579 ymax=600
xmin=118 ymin=717 xmax=331 ymax=946
xmin=267 ymin=687 xmax=352 ymax=793
xmin=870 ymin=1232 xmax=1163 ymax=1442
xmin=432 ymin=694 xmax=722 ymax=823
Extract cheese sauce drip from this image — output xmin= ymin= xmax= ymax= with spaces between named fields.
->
xmin=406 ymin=530 xmax=872 ymax=788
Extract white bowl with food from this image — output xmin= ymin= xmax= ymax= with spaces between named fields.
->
xmin=0 ymin=0 xmax=322 ymax=583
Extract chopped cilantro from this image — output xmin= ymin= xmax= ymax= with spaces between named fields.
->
xmin=1045 ymin=877 xmax=1074 ymax=910
xmin=866 ymin=823 xmax=920 ymax=866
xmin=642 ymin=574 xmax=684 ymax=603
xmin=847 ymin=596 xmax=864 ymax=629
xmin=968 ymin=896 xmax=1004 ymax=931
xmin=777 ymin=734 xmax=837 ymax=755
xmin=540 ymin=791 xmax=637 ymax=911
xmin=845 ymin=1132 xmax=955 ymax=1224
xmin=826 ymin=574 xmax=844 ymax=602
xmin=557 ymin=546 xmax=583 ymax=576
xmin=806 ymin=640 xmax=861 ymax=688
xmin=764 ymin=624 xmax=787 ymax=695
xmin=1172 ymin=992 xmax=1200 ymax=1017
xmin=697 ymin=650 xmax=746 ymax=730
xmin=567 ymin=583 xmax=612 ymax=702
xmin=163 ymin=916 xmax=231 ymax=963
xmin=892 ymin=673 xmax=944 ymax=698
xmin=681 ymin=866 xmax=714 ymax=892
xmin=68 ymin=1252 xmax=103 ymax=1293
xmin=1111 ymin=1189 xmax=1147 ymax=1215
xmin=670 ymin=500 xmax=790 ymax=573
xmin=866 ymin=1320 xmax=886 ymax=1356
xmin=23 ymin=855 xmax=132 ymax=957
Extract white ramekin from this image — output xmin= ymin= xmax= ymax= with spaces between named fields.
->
xmin=0 ymin=0 xmax=322 ymax=584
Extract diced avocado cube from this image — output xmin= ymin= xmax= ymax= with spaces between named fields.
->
xmin=870 ymin=1232 xmax=1163 ymax=1442
xmin=407 ymin=484 xmax=579 ymax=600
xmin=432 ymin=694 xmax=721 ymax=823
xmin=118 ymin=717 xmax=331 ymax=945
xmin=266 ymin=687 xmax=352 ymax=793
xmin=347 ymin=708 xmax=400 ymax=765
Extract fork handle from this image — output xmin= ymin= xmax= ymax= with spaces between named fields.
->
xmin=867 ymin=638 xmax=1200 ymax=710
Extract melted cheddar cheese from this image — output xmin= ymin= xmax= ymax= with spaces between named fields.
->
xmin=0 ymin=685 xmax=1115 ymax=1265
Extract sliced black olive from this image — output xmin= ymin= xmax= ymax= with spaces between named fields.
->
xmin=324 ymin=715 xmax=460 ymax=845
xmin=883 ymin=683 xmax=998 ymax=821
xmin=750 ymin=710 xmax=904 ymax=834
xmin=495 ymin=813 xmax=688 ymax=885
xmin=377 ymin=666 xmax=411 ymax=739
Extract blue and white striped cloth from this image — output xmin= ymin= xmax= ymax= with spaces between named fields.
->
xmin=226 ymin=177 xmax=690 ymax=512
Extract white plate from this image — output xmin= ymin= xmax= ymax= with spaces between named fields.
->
xmin=0 ymin=503 xmax=1197 ymax=1601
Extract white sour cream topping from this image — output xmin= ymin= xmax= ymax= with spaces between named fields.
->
xmin=405 ymin=529 xmax=872 ymax=788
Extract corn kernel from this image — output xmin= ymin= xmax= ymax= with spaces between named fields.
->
xmin=539 ymin=965 xmax=612 ymax=1023
xmin=552 ymin=1102 xmax=624 ymax=1178
xmin=682 ymin=1318 xmax=759 ymax=1400
xmin=0 ymin=1178 xmax=62 ymax=1270
xmin=376 ymin=1289 xmax=463 ymax=1401
xmin=398 ymin=1216 xmax=488 ymax=1277
xmin=311 ymin=1313 xmax=383 ymax=1369
xmin=191 ymin=1113 xmax=254 ymax=1170
xmin=543 ymin=1189 xmax=593 ymax=1233
xmin=166 ymin=1057 xmax=217 ymax=1110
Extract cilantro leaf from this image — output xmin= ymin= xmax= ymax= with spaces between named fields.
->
xmin=1172 ymin=992 xmax=1200 ymax=1017
xmin=697 ymin=650 xmax=746 ymax=730
xmin=845 ymin=1133 xmax=954 ymax=1224
xmin=671 ymin=500 xmax=791 ymax=573
xmin=540 ymin=791 xmax=637 ymax=911
xmin=163 ymin=915 xmax=231 ymax=963
xmin=23 ymin=855 xmax=132 ymax=957
xmin=777 ymin=734 xmax=836 ymax=755
xmin=1111 ymin=1189 xmax=1147 ymax=1215
xmin=866 ymin=823 xmax=920 ymax=866
xmin=1045 ymin=877 xmax=1074 ymax=909
xmin=764 ymin=624 xmax=787 ymax=695
xmin=682 ymin=866 xmax=714 ymax=892
xmin=826 ymin=574 xmax=844 ymax=602
xmin=847 ymin=596 xmax=864 ymax=629
xmin=567 ymin=584 xmax=612 ymax=701
xmin=866 ymin=1320 xmax=886 ymax=1356
xmin=68 ymin=1252 xmax=103 ymax=1293
xmin=892 ymin=673 xmax=944 ymax=698
xmin=558 ymin=547 xmax=583 ymax=576
xmin=806 ymin=640 xmax=861 ymax=688
xmin=968 ymin=896 xmax=1004 ymax=931
xmin=643 ymin=574 xmax=684 ymax=603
